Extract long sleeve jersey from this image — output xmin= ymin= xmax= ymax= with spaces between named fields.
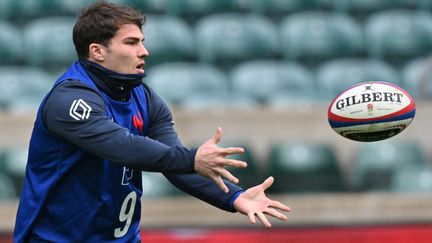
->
xmin=14 ymin=61 xmax=243 ymax=243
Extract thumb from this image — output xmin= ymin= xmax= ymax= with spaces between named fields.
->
xmin=212 ymin=127 xmax=222 ymax=144
xmin=261 ymin=176 xmax=274 ymax=191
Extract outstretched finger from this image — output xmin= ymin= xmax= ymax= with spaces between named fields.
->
xmin=225 ymin=159 xmax=247 ymax=169
xmin=212 ymin=127 xmax=222 ymax=144
xmin=256 ymin=212 xmax=272 ymax=228
xmin=261 ymin=176 xmax=275 ymax=191
xmin=270 ymin=200 xmax=291 ymax=212
xmin=264 ymin=208 xmax=288 ymax=221
xmin=222 ymin=147 xmax=245 ymax=155
xmin=219 ymin=169 xmax=239 ymax=184
xmin=212 ymin=175 xmax=229 ymax=193
xmin=247 ymin=212 xmax=256 ymax=225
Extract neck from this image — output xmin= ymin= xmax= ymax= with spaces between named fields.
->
xmin=79 ymin=59 xmax=146 ymax=101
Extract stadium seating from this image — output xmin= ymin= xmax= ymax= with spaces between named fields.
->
xmin=9 ymin=0 xmax=132 ymax=19
xmin=392 ymin=0 xmax=432 ymax=10
xmin=401 ymin=57 xmax=432 ymax=99
xmin=315 ymin=58 xmax=400 ymax=100
xmin=352 ymin=141 xmax=427 ymax=191
xmin=145 ymin=62 xmax=229 ymax=106
xmin=0 ymin=21 xmax=22 ymax=64
xmin=392 ymin=166 xmax=432 ymax=192
xmin=268 ymin=142 xmax=346 ymax=193
xmin=364 ymin=10 xmax=432 ymax=66
xmin=11 ymin=0 xmax=73 ymax=19
xmin=332 ymin=0 xmax=431 ymax=19
xmin=0 ymin=66 xmax=52 ymax=112
xmin=0 ymin=147 xmax=28 ymax=195
xmin=332 ymin=0 xmax=394 ymax=19
xmin=238 ymin=0 xmax=330 ymax=20
xmin=9 ymin=0 xmax=56 ymax=19
xmin=0 ymin=172 xmax=16 ymax=200
xmin=195 ymin=13 xmax=279 ymax=69
xmin=167 ymin=0 xmax=239 ymax=22
xmin=23 ymin=17 xmax=77 ymax=71
xmin=0 ymin=0 xmax=13 ymax=19
xmin=230 ymin=60 xmax=316 ymax=104
xmin=279 ymin=11 xmax=364 ymax=66
xmin=130 ymin=0 xmax=169 ymax=14
xmin=143 ymin=15 xmax=195 ymax=66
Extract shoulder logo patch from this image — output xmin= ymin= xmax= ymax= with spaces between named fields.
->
xmin=69 ymin=99 xmax=92 ymax=120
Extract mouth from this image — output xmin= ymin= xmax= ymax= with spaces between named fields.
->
xmin=136 ymin=63 xmax=145 ymax=73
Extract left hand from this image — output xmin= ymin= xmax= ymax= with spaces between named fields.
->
xmin=233 ymin=176 xmax=291 ymax=228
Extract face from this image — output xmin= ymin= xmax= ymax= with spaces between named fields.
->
xmin=91 ymin=24 xmax=149 ymax=74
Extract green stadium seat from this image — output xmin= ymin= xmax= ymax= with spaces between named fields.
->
xmin=352 ymin=141 xmax=427 ymax=191
xmin=332 ymin=0 xmax=431 ymax=19
xmin=401 ymin=57 xmax=432 ymax=99
xmin=268 ymin=142 xmax=345 ymax=193
xmin=0 ymin=147 xmax=28 ymax=195
xmin=316 ymin=58 xmax=400 ymax=101
xmin=167 ymin=0 xmax=239 ymax=22
xmin=10 ymin=0 xmax=56 ymax=19
xmin=11 ymin=0 xmax=71 ymax=19
xmin=143 ymin=15 xmax=195 ymax=66
xmin=365 ymin=10 xmax=432 ymax=65
xmin=279 ymin=11 xmax=363 ymax=65
xmin=392 ymin=166 xmax=432 ymax=193
xmin=244 ymin=0 xmax=329 ymax=20
xmin=129 ymin=0 xmax=169 ymax=14
xmin=0 ymin=172 xmax=16 ymax=200
xmin=392 ymin=0 xmax=432 ymax=10
xmin=195 ymin=13 xmax=279 ymax=69
xmin=0 ymin=0 xmax=14 ymax=19
xmin=145 ymin=63 xmax=229 ymax=106
xmin=10 ymin=0 xmax=130 ymax=19
xmin=23 ymin=17 xmax=76 ymax=71
xmin=280 ymin=11 xmax=363 ymax=65
xmin=332 ymin=0 xmax=394 ymax=19
xmin=141 ymin=172 xmax=181 ymax=198
xmin=230 ymin=61 xmax=316 ymax=104
xmin=0 ymin=21 xmax=22 ymax=64
xmin=0 ymin=66 xmax=53 ymax=112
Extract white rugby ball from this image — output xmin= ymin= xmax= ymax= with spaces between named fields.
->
xmin=328 ymin=81 xmax=416 ymax=142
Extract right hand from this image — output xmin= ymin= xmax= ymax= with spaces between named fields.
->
xmin=194 ymin=127 xmax=247 ymax=193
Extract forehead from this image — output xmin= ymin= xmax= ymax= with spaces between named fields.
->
xmin=113 ymin=24 xmax=144 ymax=40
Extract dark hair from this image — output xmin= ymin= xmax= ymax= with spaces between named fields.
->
xmin=73 ymin=1 xmax=145 ymax=59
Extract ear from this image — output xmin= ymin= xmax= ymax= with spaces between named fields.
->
xmin=88 ymin=43 xmax=105 ymax=62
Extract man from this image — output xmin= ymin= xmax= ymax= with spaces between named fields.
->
xmin=14 ymin=1 xmax=290 ymax=242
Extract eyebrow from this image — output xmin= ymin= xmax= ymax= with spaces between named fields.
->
xmin=123 ymin=37 xmax=144 ymax=42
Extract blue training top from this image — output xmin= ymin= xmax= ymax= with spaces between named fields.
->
xmin=14 ymin=62 xmax=243 ymax=242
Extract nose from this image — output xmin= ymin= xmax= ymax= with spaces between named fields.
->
xmin=139 ymin=43 xmax=149 ymax=58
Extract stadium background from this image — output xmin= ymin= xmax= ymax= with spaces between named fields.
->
xmin=1 ymin=0 xmax=432 ymax=242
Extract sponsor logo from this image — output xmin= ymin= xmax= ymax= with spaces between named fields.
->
xmin=335 ymin=92 xmax=403 ymax=110
xmin=69 ymin=99 xmax=92 ymax=120
xmin=133 ymin=112 xmax=143 ymax=134
xmin=363 ymin=85 xmax=373 ymax=92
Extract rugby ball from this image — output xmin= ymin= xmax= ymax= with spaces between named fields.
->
xmin=328 ymin=81 xmax=415 ymax=142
